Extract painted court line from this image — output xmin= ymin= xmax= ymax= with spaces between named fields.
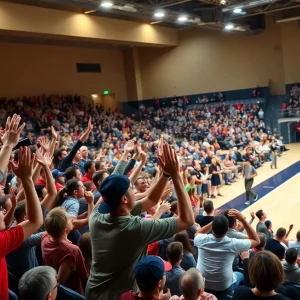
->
xmin=219 ymin=161 xmax=300 ymax=212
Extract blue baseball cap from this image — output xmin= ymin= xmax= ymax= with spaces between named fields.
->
xmin=98 ymin=174 xmax=130 ymax=214
xmin=134 ymin=256 xmax=167 ymax=290
xmin=52 ymin=169 xmax=64 ymax=179
xmin=265 ymin=220 xmax=272 ymax=227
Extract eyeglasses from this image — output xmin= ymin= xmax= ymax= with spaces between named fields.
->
xmin=52 ymin=282 xmax=60 ymax=291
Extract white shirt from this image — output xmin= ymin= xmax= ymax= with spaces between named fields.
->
xmin=194 ymin=234 xmax=251 ymax=291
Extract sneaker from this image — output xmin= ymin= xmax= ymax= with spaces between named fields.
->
xmin=211 ymin=195 xmax=216 ymax=199
xmin=245 ymin=201 xmax=250 ymax=205
xmin=254 ymin=194 xmax=259 ymax=202
xmin=225 ymin=182 xmax=232 ymax=185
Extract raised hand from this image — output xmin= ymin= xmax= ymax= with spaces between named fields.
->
xmin=228 ymin=209 xmax=244 ymax=221
xmin=51 ymin=126 xmax=59 ymax=141
xmin=213 ymin=208 xmax=222 ymax=216
xmin=140 ymin=151 xmax=147 ymax=163
xmin=157 ymin=135 xmax=164 ymax=161
xmin=10 ymin=146 xmax=34 ymax=180
xmin=84 ymin=191 xmax=94 ymax=204
xmin=159 ymin=288 xmax=171 ymax=300
xmin=161 ymin=183 xmax=172 ymax=201
xmin=87 ymin=117 xmax=93 ymax=132
xmin=39 ymin=136 xmax=50 ymax=153
xmin=157 ymin=143 xmax=179 ymax=176
xmin=9 ymin=185 xmax=17 ymax=207
xmin=250 ymin=211 xmax=255 ymax=220
xmin=1 ymin=114 xmax=25 ymax=148
xmin=36 ymin=149 xmax=53 ymax=168
xmin=239 ymin=250 xmax=250 ymax=260
xmin=124 ymin=139 xmax=136 ymax=153
xmin=156 ymin=200 xmax=171 ymax=214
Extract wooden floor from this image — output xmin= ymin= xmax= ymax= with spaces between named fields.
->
xmin=214 ymin=143 xmax=300 ymax=238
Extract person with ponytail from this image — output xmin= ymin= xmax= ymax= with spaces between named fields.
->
xmin=56 ymin=179 xmax=94 ymax=241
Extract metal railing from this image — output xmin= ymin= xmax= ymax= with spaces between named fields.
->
xmin=276 ymin=108 xmax=300 ymax=118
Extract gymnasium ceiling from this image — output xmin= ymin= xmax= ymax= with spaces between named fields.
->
xmin=3 ymin=0 xmax=300 ymax=33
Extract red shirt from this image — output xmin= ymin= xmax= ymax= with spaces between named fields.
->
xmin=120 ymin=290 xmax=159 ymax=300
xmin=0 ymin=225 xmax=24 ymax=300
xmin=42 ymin=235 xmax=88 ymax=295
xmin=81 ymin=174 xmax=96 ymax=191
xmin=296 ymin=123 xmax=300 ymax=133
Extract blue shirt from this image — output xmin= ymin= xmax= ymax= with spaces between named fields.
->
xmin=61 ymin=196 xmax=79 ymax=218
xmin=6 ymin=232 xmax=43 ymax=278
xmin=165 ymin=265 xmax=185 ymax=296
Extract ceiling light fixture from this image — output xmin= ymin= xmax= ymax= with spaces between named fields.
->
xmin=150 ymin=20 xmax=163 ymax=25
xmin=178 ymin=15 xmax=187 ymax=22
xmin=154 ymin=11 xmax=165 ymax=18
xmin=220 ymin=0 xmax=226 ymax=5
xmin=233 ymin=8 xmax=242 ymax=13
xmin=101 ymin=1 xmax=113 ymax=8
xmin=84 ymin=9 xmax=96 ymax=14
xmin=225 ymin=23 xmax=234 ymax=30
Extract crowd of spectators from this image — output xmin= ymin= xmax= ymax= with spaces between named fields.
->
xmin=281 ymin=85 xmax=300 ymax=117
xmin=0 ymin=93 xmax=296 ymax=300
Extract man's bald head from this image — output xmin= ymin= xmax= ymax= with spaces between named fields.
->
xmin=179 ymin=268 xmax=204 ymax=300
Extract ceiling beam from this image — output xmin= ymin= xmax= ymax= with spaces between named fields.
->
xmin=227 ymin=3 xmax=300 ymax=20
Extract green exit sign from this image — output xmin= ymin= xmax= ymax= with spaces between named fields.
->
xmin=103 ymin=90 xmax=109 ymax=95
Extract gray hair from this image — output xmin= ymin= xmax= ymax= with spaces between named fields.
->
xmin=19 ymin=266 xmax=57 ymax=300
xmin=179 ymin=268 xmax=204 ymax=299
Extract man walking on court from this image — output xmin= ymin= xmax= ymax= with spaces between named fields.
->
xmin=243 ymin=161 xmax=258 ymax=205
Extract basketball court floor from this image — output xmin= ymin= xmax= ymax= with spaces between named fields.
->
xmin=213 ymin=143 xmax=300 ymax=238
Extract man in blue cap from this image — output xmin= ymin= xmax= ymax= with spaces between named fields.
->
xmin=120 ymin=255 xmax=171 ymax=300
xmin=86 ymin=141 xmax=194 ymax=300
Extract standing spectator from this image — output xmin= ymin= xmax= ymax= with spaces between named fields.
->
xmin=194 ymin=210 xmax=260 ymax=297
xmin=0 ymin=114 xmax=43 ymax=300
xmin=256 ymin=209 xmax=271 ymax=238
xmin=18 ymin=266 xmax=58 ymax=300
xmin=165 ymin=242 xmax=185 ymax=296
xmin=265 ymin=228 xmax=287 ymax=261
xmin=243 ymin=161 xmax=258 ymax=205
xmin=209 ymin=158 xmax=222 ymax=197
xmin=86 ymin=142 xmax=194 ymax=300
xmin=195 ymin=200 xmax=218 ymax=227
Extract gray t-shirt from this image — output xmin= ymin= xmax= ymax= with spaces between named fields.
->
xmin=244 ymin=165 xmax=257 ymax=180
xmin=194 ymin=234 xmax=251 ymax=291
xmin=86 ymin=201 xmax=177 ymax=300
xmin=256 ymin=222 xmax=271 ymax=238
xmin=288 ymin=241 xmax=300 ymax=254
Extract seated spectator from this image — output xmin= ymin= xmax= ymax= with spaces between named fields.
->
xmin=282 ymin=248 xmax=300 ymax=285
xmin=165 ymin=242 xmax=185 ymax=296
xmin=82 ymin=160 xmax=96 ymax=190
xmin=233 ymin=251 xmax=291 ymax=299
xmin=194 ymin=210 xmax=259 ymax=296
xmin=173 ymin=231 xmax=196 ymax=270
xmin=169 ymin=268 xmax=217 ymax=300
xmin=288 ymin=231 xmax=300 ymax=254
xmin=120 ymin=255 xmax=171 ymax=300
xmin=78 ymin=232 xmax=92 ymax=272
xmin=18 ymin=266 xmax=58 ymax=300
xmin=42 ymin=207 xmax=89 ymax=295
xmin=265 ymin=228 xmax=287 ymax=260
